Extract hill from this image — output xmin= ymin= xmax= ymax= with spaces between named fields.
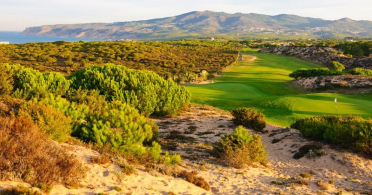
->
xmin=22 ymin=11 xmax=372 ymax=40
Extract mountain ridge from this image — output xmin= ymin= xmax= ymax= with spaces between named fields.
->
xmin=22 ymin=11 xmax=372 ymax=40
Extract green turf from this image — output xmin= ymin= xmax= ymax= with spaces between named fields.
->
xmin=186 ymin=48 xmax=372 ymax=127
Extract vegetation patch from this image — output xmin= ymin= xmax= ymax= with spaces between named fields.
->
xmin=0 ymin=117 xmax=86 ymax=187
xmin=214 ymin=126 xmax=268 ymax=168
xmin=293 ymin=145 xmax=323 ymax=159
xmin=291 ymin=116 xmax=372 ymax=154
xmin=91 ymin=155 xmax=110 ymax=165
xmin=231 ymin=108 xmax=266 ymax=131
xmin=196 ymin=131 xmax=214 ymax=136
xmin=348 ymin=68 xmax=372 ymax=76
xmin=166 ymin=130 xmax=196 ymax=143
xmin=289 ymin=68 xmax=342 ymax=80
xmin=178 ymin=170 xmax=210 ymax=191
xmin=69 ymin=64 xmax=190 ymax=116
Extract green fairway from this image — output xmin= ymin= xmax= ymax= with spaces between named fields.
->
xmin=186 ymin=49 xmax=372 ymax=127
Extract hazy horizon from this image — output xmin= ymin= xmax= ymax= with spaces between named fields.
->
xmin=1 ymin=0 xmax=372 ymax=31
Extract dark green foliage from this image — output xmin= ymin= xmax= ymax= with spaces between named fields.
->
xmin=332 ymin=61 xmax=345 ymax=72
xmin=214 ymin=126 xmax=268 ymax=168
xmin=69 ymin=64 xmax=190 ymax=116
xmin=289 ymin=68 xmax=342 ymax=79
xmin=348 ymin=68 xmax=372 ymax=76
xmin=336 ymin=41 xmax=372 ymax=58
xmin=0 ymin=64 xmax=13 ymax=96
xmin=4 ymin=64 xmax=71 ymax=99
xmin=75 ymin=100 xmax=157 ymax=155
xmin=291 ymin=116 xmax=372 ymax=154
xmin=231 ymin=108 xmax=266 ymax=131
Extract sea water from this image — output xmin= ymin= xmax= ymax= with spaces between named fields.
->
xmin=0 ymin=31 xmax=102 ymax=44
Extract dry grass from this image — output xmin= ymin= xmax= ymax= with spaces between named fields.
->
xmin=300 ymin=172 xmax=312 ymax=178
xmin=0 ymin=97 xmax=22 ymax=117
xmin=91 ymin=155 xmax=110 ymax=165
xmin=0 ymin=117 xmax=86 ymax=187
xmin=317 ymin=180 xmax=330 ymax=191
xmin=18 ymin=103 xmax=72 ymax=142
xmin=0 ymin=186 xmax=41 ymax=195
xmin=121 ymin=164 xmax=136 ymax=176
xmin=178 ymin=170 xmax=210 ymax=191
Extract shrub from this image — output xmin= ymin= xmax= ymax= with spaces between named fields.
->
xmin=163 ymin=152 xmax=182 ymax=165
xmin=69 ymin=64 xmax=190 ymax=116
xmin=291 ymin=116 xmax=372 ymax=154
xmin=214 ymin=126 xmax=268 ymax=168
xmin=231 ymin=108 xmax=266 ymax=131
xmin=114 ymin=186 xmax=122 ymax=192
xmin=29 ymin=93 xmax=160 ymax=158
xmin=300 ymin=173 xmax=312 ymax=178
xmin=0 ymin=116 xmax=86 ymax=187
xmin=332 ymin=61 xmax=345 ymax=72
xmin=0 ymin=186 xmax=41 ymax=195
xmin=91 ymin=155 xmax=110 ymax=164
xmin=18 ymin=103 xmax=72 ymax=142
xmin=178 ymin=170 xmax=210 ymax=191
xmin=0 ymin=64 xmax=13 ymax=96
xmin=121 ymin=164 xmax=136 ymax=175
xmin=73 ymin=100 xmax=158 ymax=156
xmin=289 ymin=68 xmax=341 ymax=80
xmin=4 ymin=64 xmax=71 ymax=99
xmin=348 ymin=68 xmax=372 ymax=76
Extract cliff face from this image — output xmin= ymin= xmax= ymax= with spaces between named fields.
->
xmin=260 ymin=47 xmax=372 ymax=69
xmin=21 ymin=11 xmax=372 ymax=40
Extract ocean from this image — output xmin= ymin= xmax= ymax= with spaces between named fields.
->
xmin=0 ymin=31 xmax=102 ymax=44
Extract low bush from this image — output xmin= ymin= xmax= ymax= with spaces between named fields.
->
xmin=18 ymin=103 xmax=72 ymax=142
xmin=178 ymin=170 xmax=210 ymax=191
xmin=289 ymin=68 xmax=342 ymax=80
xmin=0 ymin=186 xmax=41 ymax=195
xmin=231 ymin=108 xmax=266 ymax=131
xmin=347 ymin=68 xmax=372 ymax=76
xmin=332 ymin=61 xmax=345 ymax=72
xmin=0 ymin=116 xmax=86 ymax=187
xmin=69 ymin=64 xmax=190 ymax=116
xmin=214 ymin=126 xmax=268 ymax=168
xmin=91 ymin=155 xmax=110 ymax=164
xmin=4 ymin=64 xmax=71 ymax=99
xmin=73 ymin=100 xmax=158 ymax=156
xmin=121 ymin=164 xmax=136 ymax=175
xmin=0 ymin=64 xmax=13 ymax=96
xmin=291 ymin=116 xmax=372 ymax=154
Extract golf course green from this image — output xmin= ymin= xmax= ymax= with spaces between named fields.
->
xmin=185 ymin=49 xmax=372 ymax=127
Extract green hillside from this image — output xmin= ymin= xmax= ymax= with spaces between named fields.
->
xmin=186 ymin=49 xmax=372 ymax=127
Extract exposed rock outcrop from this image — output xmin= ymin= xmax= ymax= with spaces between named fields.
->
xmin=260 ymin=47 xmax=372 ymax=69
xmin=293 ymin=75 xmax=372 ymax=89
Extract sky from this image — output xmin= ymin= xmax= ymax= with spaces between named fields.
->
xmin=1 ymin=0 xmax=372 ymax=31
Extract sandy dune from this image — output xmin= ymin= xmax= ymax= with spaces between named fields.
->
xmin=1 ymin=105 xmax=372 ymax=194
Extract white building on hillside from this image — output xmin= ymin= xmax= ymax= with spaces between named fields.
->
xmin=0 ymin=41 xmax=9 ymax=44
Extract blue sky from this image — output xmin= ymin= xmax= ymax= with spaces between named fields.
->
xmin=1 ymin=0 xmax=372 ymax=31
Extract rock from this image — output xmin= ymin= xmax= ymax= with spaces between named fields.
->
xmin=260 ymin=47 xmax=372 ymax=69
